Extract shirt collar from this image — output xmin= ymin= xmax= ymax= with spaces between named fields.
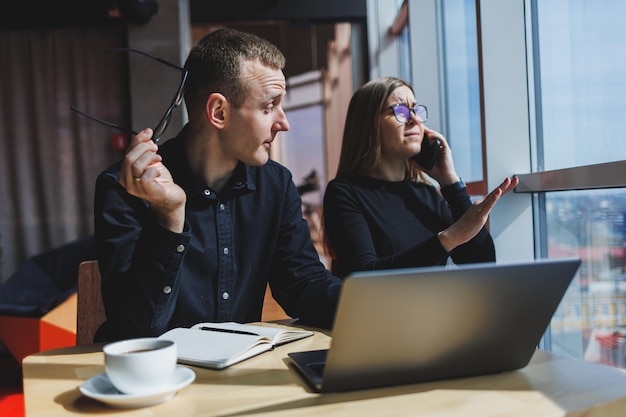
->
xmin=159 ymin=125 xmax=256 ymax=199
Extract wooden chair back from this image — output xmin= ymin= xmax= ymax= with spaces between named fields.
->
xmin=76 ymin=260 xmax=106 ymax=345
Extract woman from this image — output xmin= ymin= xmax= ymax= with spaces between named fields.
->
xmin=323 ymin=77 xmax=517 ymax=278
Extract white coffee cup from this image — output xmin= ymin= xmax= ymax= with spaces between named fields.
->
xmin=103 ymin=338 xmax=177 ymax=395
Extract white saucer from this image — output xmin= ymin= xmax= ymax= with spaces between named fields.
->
xmin=79 ymin=366 xmax=195 ymax=408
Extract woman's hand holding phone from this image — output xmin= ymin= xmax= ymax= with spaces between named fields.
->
xmin=414 ymin=130 xmax=463 ymax=188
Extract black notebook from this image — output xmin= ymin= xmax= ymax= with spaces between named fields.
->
xmin=288 ymin=258 xmax=580 ymax=392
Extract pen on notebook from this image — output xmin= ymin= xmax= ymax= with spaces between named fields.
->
xmin=199 ymin=326 xmax=259 ymax=336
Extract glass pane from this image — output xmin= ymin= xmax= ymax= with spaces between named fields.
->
xmin=535 ymin=0 xmax=626 ymax=170
xmin=281 ymin=105 xmax=328 ymax=268
xmin=533 ymin=0 xmax=626 ymax=367
xmin=282 ymin=105 xmax=326 ymax=207
xmin=546 ymin=189 xmax=626 ymax=367
xmin=441 ymin=0 xmax=482 ymax=182
xmin=398 ymin=21 xmax=411 ymax=83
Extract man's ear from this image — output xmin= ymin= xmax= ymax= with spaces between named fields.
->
xmin=206 ymin=93 xmax=228 ymax=129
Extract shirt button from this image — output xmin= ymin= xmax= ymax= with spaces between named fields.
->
xmin=219 ymin=203 xmax=225 ymax=210
xmin=222 ymin=292 xmax=229 ymax=300
xmin=163 ymin=286 xmax=172 ymax=294
xmin=204 ymin=189 xmax=211 ymax=196
xmin=176 ymin=244 xmax=185 ymax=253
xmin=223 ymin=247 xmax=229 ymax=255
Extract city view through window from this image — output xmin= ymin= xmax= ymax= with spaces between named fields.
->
xmin=548 ymin=189 xmax=626 ymax=365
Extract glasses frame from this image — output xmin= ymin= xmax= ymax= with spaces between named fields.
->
xmin=384 ymin=103 xmax=429 ymax=124
xmin=71 ymin=48 xmax=188 ymax=144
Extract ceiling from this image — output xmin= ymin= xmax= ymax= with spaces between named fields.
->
xmin=1 ymin=0 xmax=119 ymax=30
xmin=1 ymin=0 xmax=368 ymax=81
xmin=1 ymin=0 xmax=366 ymax=31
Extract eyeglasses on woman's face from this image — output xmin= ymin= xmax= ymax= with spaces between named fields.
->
xmin=70 ymin=48 xmax=188 ymax=144
xmin=384 ymin=103 xmax=428 ymax=124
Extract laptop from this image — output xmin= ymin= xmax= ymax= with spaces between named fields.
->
xmin=288 ymin=258 xmax=581 ymax=392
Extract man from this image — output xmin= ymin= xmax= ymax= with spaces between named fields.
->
xmin=94 ymin=28 xmax=341 ymax=342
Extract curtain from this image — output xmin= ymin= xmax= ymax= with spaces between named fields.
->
xmin=0 ymin=27 xmax=127 ymax=282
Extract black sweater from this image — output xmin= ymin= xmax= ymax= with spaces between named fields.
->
xmin=323 ymin=176 xmax=495 ymax=278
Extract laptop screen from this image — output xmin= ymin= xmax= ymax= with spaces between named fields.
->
xmin=289 ymin=258 xmax=581 ymax=392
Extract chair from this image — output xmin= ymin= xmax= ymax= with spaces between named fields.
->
xmin=75 ymin=260 xmax=289 ymax=344
xmin=76 ymin=260 xmax=106 ymax=345
xmin=0 ymin=236 xmax=96 ymax=359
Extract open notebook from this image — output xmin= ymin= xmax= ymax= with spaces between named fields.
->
xmin=288 ymin=258 xmax=581 ymax=392
xmin=160 ymin=322 xmax=312 ymax=369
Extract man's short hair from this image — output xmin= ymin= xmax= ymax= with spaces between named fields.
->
xmin=184 ymin=28 xmax=286 ymax=117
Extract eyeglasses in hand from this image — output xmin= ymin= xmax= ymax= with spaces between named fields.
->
xmin=385 ymin=103 xmax=428 ymax=124
xmin=71 ymin=48 xmax=188 ymax=144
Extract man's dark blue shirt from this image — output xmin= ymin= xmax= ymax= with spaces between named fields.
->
xmin=94 ymin=126 xmax=341 ymax=341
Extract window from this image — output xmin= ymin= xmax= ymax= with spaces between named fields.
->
xmin=546 ymin=189 xmax=626 ymax=360
xmin=441 ymin=0 xmax=482 ymax=183
xmin=528 ymin=0 xmax=626 ymax=364
xmin=534 ymin=1 xmax=626 ymax=170
xmin=407 ymin=0 xmax=626 ymax=366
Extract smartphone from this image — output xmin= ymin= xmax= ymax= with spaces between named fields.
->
xmin=412 ymin=134 xmax=441 ymax=170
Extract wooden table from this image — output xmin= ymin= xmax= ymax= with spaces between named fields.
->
xmin=22 ymin=324 xmax=626 ymax=416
